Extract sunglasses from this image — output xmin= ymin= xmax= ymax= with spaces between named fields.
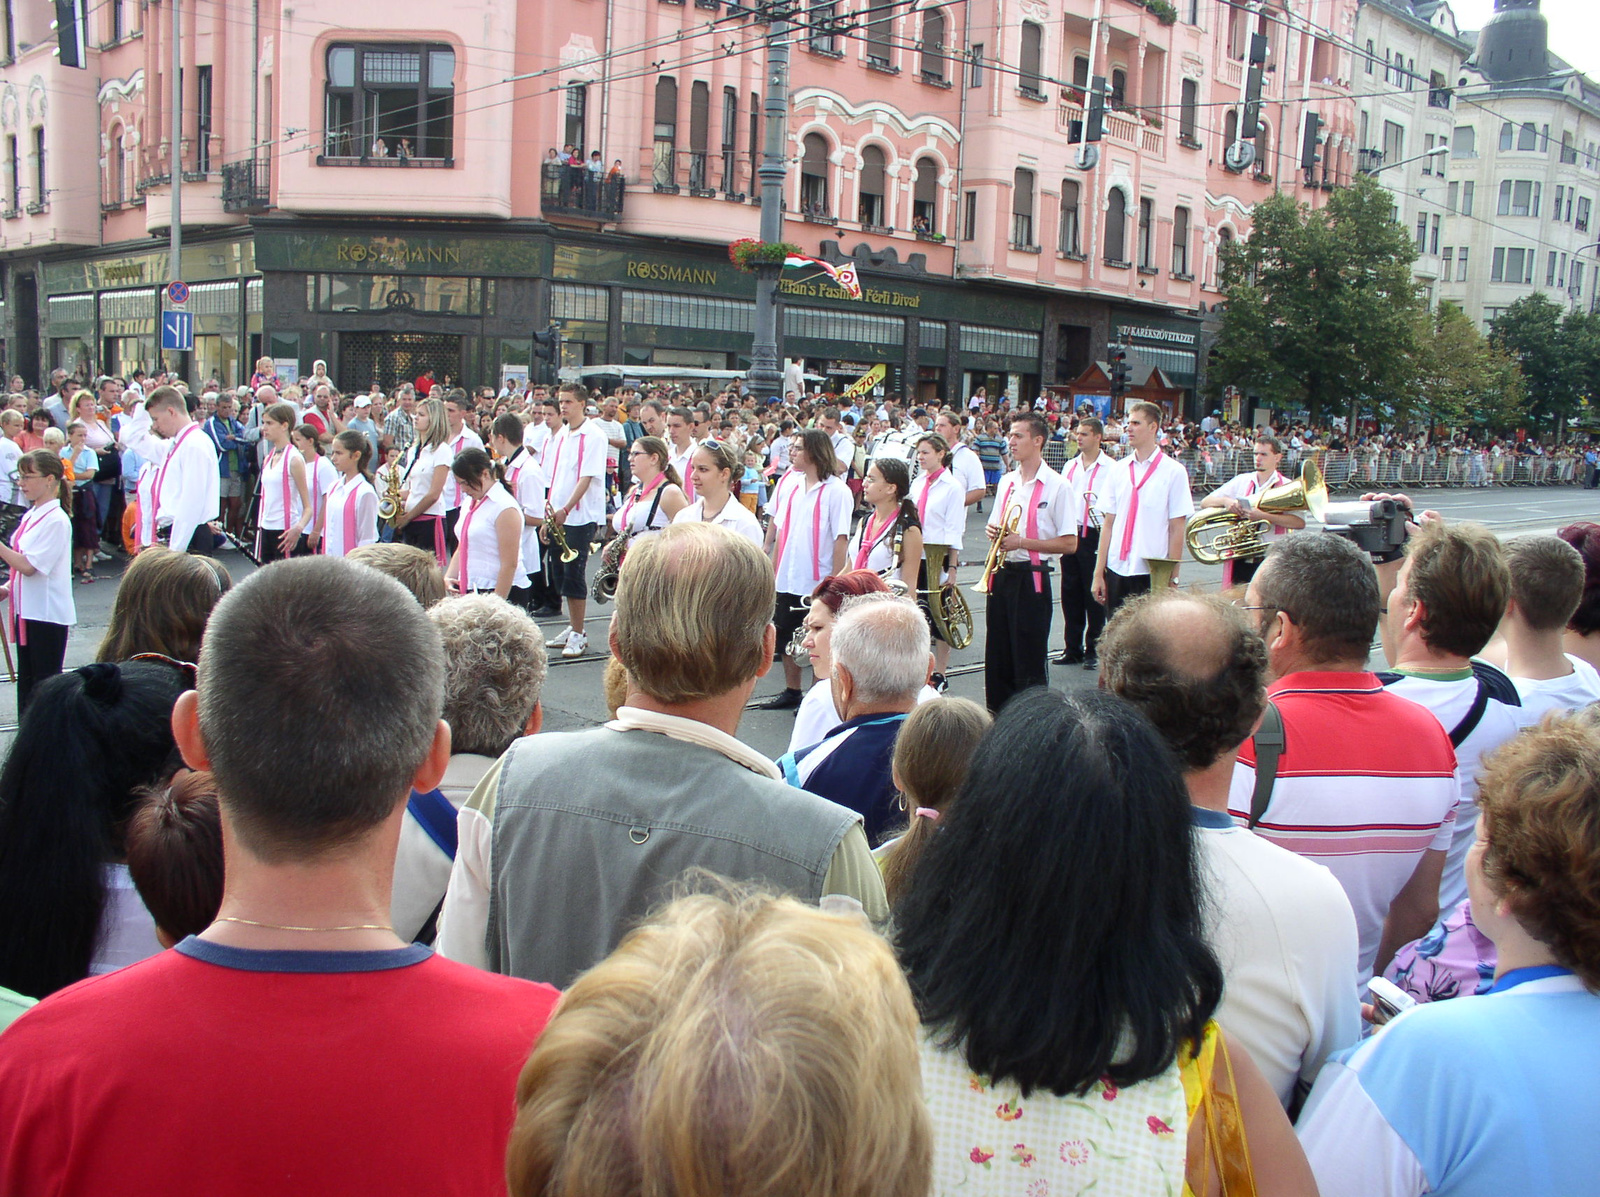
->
xmin=129 ymin=652 xmax=199 ymax=685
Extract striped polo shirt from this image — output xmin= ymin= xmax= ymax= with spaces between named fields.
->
xmin=1228 ymin=671 xmax=1459 ymax=983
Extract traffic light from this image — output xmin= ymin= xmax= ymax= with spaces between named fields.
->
xmin=52 ymin=0 xmax=87 ymax=69
xmin=1301 ymin=111 xmax=1324 ymax=173
xmin=1240 ymin=33 xmax=1267 ymax=141
xmin=1109 ymin=345 xmax=1130 ymax=399
xmin=533 ymin=322 xmax=562 ymax=383
xmin=1086 ymin=76 xmax=1107 ymax=143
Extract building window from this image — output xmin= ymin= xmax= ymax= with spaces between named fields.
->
xmin=196 ymin=65 xmax=213 ymax=173
xmin=1071 ymin=55 xmax=1089 ymax=98
xmin=969 ymin=43 xmax=984 ymax=87
xmin=1578 ymin=196 xmax=1592 ymax=233
xmin=912 ymin=157 xmax=938 ymax=232
xmin=748 ymin=91 xmax=760 ymax=198
xmin=653 ymin=77 xmax=677 ymax=188
xmin=1011 ymin=167 xmax=1034 ymax=246
xmin=1430 ymin=214 xmax=1440 ymax=256
xmin=1018 ymin=21 xmax=1043 ymax=96
xmin=564 ymin=84 xmax=587 ymax=152
xmin=858 ymin=144 xmax=887 ymax=225
xmin=1365 ymin=38 xmax=1374 ymax=75
xmin=323 ymin=43 xmax=455 ymax=161
xmin=31 ymin=126 xmax=43 ymax=208
xmin=1105 ymin=188 xmax=1128 ymax=263
xmin=1561 ymin=132 xmax=1578 ymax=164
xmin=1442 ymin=247 xmax=1454 ymax=279
xmin=865 ymin=1 xmax=893 ymax=68
xmin=109 ymin=126 xmax=125 ymax=204
xmin=1447 ymin=181 xmax=1459 ymax=212
xmin=1499 ymin=122 xmax=1514 ymax=151
xmin=688 ymin=81 xmax=710 ymax=190
xmin=1457 ymin=248 xmax=1468 ymax=281
xmin=1172 ymin=205 xmax=1190 ymax=275
xmin=1138 ymin=197 xmax=1154 ymax=268
xmin=961 ymin=189 xmax=977 ymax=240
xmin=1497 ymin=179 xmax=1540 ymax=217
xmin=1572 ymin=261 xmax=1584 ymax=299
xmin=1382 ymin=120 xmax=1404 ymax=164
xmin=1555 ymin=185 xmax=1566 ymax=222
xmin=1179 ymin=79 xmax=1198 ymax=143
xmin=1110 ymin=68 xmax=1127 ymax=110
xmin=1452 ymin=125 xmax=1475 ymax=157
xmin=1491 ymin=247 xmax=1533 ymax=284
xmin=1517 ymin=121 xmax=1538 ymax=151
xmin=1422 ymin=134 xmax=1436 ymax=174
xmin=1059 ymin=179 xmax=1081 ymax=255
xmin=4 ymin=135 xmax=16 ymax=212
xmin=110 ymin=0 xmax=123 ymax=43
xmin=1428 ymin=72 xmax=1450 ymax=108
xmin=800 ymin=131 xmax=830 ymax=215
xmin=721 ymin=88 xmax=738 ymax=192
xmin=809 ymin=1 xmax=838 ymax=54
xmin=920 ymin=7 xmax=946 ymax=82
xmin=1547 ymin=251 xmax=1558 ymax=287
xmin=1415 ymin=213 xmax=1427 ymax=249
xmin=1224 ymin=109 xmax=1238 ymax=146
xmin=1462 ymin=181 xmax=1474 ymax=216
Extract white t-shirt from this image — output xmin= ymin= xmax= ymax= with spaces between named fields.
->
xmin=913 ymin=469 xmax=967 ymax=553
xmin=671 ymin=494 xmax=763 ymax=545
xmin=667 ymin=441 xmax=699 ymax=501
xmin=526 ymin=421 xmax=552 ymax=462
xmin=595 ymin=418 xmax=625 ymax=469
xmin=320 ymin=474 xmax=379 ymax=557
xmin=441 ymin=427 xmax=485 ymax=511
xmin=454 ymin=484 xmax=529 ymax=592
xmin=10 ymin=500 xmax=74 ymax=625
xmin=987 ymin=463 xmax=1072 ymax=565
xmin=948 ymin=441 xmax=986 ymax=499
xmin=545 ymin=420 xmax=608 ymax=526
xmin=502 ymin=447 xmax=546 ymax=576
xmin=770 ymin=473 xmax=853 ymax=596
xmin=305 ymin=454 xmax=338 ymax=538
xmin=612 ymin=477 xmax=677 ymax=538
xmin=0 ymin=436 xmax=22 ymax=506
xmin=400 ymin=440 xmax=452 ymax=519
xmin=847 ymin=509 xmax=904 ymax=579
xmin=1097 ymin=450 xmax=1194 ymax=577
xmin=258 ymin=445 xmax=306 ymax=530
xmin=1511 ymin=654 xmax=1600 ymax=718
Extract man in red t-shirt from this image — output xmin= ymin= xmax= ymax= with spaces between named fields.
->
xmin=415 ymin=368 xmax=437 ymax=399
xmin=0 ymin=558 xmax=560 ymax=1197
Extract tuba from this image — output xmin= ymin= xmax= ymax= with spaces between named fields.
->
xmin=1185 ymin=459 xmax=1326 ymax=566
xmin=540 ymin=501 xmax=580 ymax=564
xmin=589 ymin=526 xmax=630 ymax=603
xmin=976 ymin=503 xmax=1022 ymax=594
xmin=920 ymin=544 xmax=974 ymax=650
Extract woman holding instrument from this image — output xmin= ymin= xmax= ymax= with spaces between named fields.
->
xmin=847 ymin=457 xmax=921 ymax=586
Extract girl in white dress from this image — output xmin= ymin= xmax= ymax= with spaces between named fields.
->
xmin=295 ymin=424 xmax=339 ymax=556
xmin=0 ymin=450 xmax=75 ymax=708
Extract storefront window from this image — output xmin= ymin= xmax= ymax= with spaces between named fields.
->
xmin=309 ymin=274 xmax=480 ymax=314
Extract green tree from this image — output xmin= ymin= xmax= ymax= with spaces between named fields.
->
xmin=1415 ymin=301 xmax=1526 ymax=432
xmin=1488 ymin=294 xmax=1582 ymax=437
xmin=1209 ymin=175 xmax=1426 ymax=428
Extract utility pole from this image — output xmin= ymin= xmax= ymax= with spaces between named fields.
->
xmin=746 ymin=4 xmax=792 ymax=404
xmin=168 ymin=0 xmax=185 ymax=380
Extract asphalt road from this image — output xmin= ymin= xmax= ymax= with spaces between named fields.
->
xmin=9 ymin=485 xmax=1596 ymax=754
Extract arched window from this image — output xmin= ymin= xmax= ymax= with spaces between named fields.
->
xmin=920 ymin=8 xmax=946 ymax=82
xmin=1255 ymin=117 xmax=1271 ymax=172
xmin=109 ymin=125 xmax=126 ymax=204
xmin=1012 ymin=168 xmax=1035 ymax=246
xmin=913 ymin=157 xmax=939 ymax=233
xmin=1058 ymin=179 xmax=1081 ymax=255
xmin=859 ymin=145 xmax=887 ymax=226
xmin=1216 ymin=226 xmax=1235 ymax=285
xmin=1517 ymin=121 xmax=1538 ymax=151
xmin=653 ymin=77 xmax=678 ymax=188
xmin=1104 ymin=188 xmax=1128 ymax=263
xmin=1499 ymin=121 xmax=1514 ymax=151
xmin=1138 ymin=196 xmax=1154 ymax=268
xmin=1224 ymin=108 xmax=1239 ymax=146
xmin=1018 ymin=22 xmax=1043 ymax=95
xmin=801 ymin=132 xmax=830 ymax=215
xmin=1110 ymin=68 xmax=1127 ymax=110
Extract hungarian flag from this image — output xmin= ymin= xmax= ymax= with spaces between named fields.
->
xmin=782 ymin=254 xmax=863 ymax=299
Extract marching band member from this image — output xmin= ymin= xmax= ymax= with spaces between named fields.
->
xmin=441 ymin=392 xmax=485 ymax=554
xmin=984 ymin=412 xmax=1076 ymax=714
xmin=543 ymin=384 xmax=609 ymax=658
xmin=392 ymin=396 xmax=452 ymax=566
xmin=1092 ymin=401 xmax=1193 ymax=619
xmin=1057 ymin=416 xmax=1107 ymax=668
xmin=319 ymin=431 xmax=379 ymax=559
xmin=933 ymin=410 xmax=987 ymax=509
xmin=1197 ymin=433 xmax=1304 ymax=586
xmin=116 ymin=386 xmax=220 ymax=556
xmin=847 ymin=457 xmax=922 ymax=586
xmin=254 ymin=404 xmax=312 ymax=563
xmin=664 ymin=406 xmax=699 ymax=501
xmin=444 ymin=448 xmax=528 ymax=600
xmin=294 ymin=424 xmax=338 ymax=556
xmin=614 ymin=436 xmax=688 ymax=542
xmin=756 ymin=429 xmax=853 ymax=711
xmin=673 ymin=439 xmax=763 ymax=545
xmin=488 ymin=414 xmax=545 ymax=613
xmin=913 ymin=434 xmax=968 ymax=689
xmin=0 ymin=451 xmax=75 ymax=709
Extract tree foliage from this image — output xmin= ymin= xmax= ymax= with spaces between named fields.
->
xmin=1489 ymin=294 xmax=1597 ymax=437
xmin=1415 ymin=302 xmax=1525 ymax=431
xmin=1210 ymin=176 xmax=1427 ymax=425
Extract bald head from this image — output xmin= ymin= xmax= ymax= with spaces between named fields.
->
xmin=1099 ymin=591 xmax=1268 ymax=771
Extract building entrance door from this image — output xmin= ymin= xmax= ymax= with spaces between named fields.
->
xmin=338 ymin=332 xmax=461 ymax=394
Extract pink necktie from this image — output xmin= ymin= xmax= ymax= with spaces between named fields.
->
xmin=1120 ymin=451 xmax=1165 ymax=561
xmin=917 ymin=468 xmax=945 ymax=527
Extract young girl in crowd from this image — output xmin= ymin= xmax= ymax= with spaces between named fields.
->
xmin=64 ymin=421 xmax=100 ymax=583
xmin=445 ymin=448 xmax=528 ymax=600
xmin=294 ymin=424 xmax=337 ymax=556
xmin=320 ymin=432 xmax=380 ymax=559
xmin=255 ymin=404 xmax=311 ymax=562
xmin=0 ymin=450 xmax=76 ymax=708
xmin=123 ymin=770 xmax=225 ymax=949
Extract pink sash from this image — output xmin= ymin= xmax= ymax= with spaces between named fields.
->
xmin=459 ymin=494 xmax=488 ymax=589
xmin=619 ymin=472 xmax=665 ymax=533
xmin=996 ymin=477 xmax=1045 ymax=593
xmin=916 ymin=468 xmax=945 ymax=527
xmin=774 ymin=476 xmax=827 ymax=585
xmin=1119 ymin=451 xmax=1166 ymax=561
xmin=854 ymin=509 xmax=896 ymax=571
xmin=338 ymin=479 xmax=362 ymax=556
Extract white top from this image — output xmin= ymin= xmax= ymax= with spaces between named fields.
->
xmin=526 ymin=421 xmax=552 ymax=462
xmin=1196 ymin=816 xmax=1362 ymax=1109
xmin=594 ymin=417 xmax=624 ymax=468
xmin=1096 ymin=449 xmax=1194 ymax=577
xmin=455 ymin=484 xmax=530 ymax=592
xmin=667 ymin=441 xmax=699 ymax=501
xmin=391 ymin=754 xmax=498 ymax=943
xmin=134 ymin=464 xmax=158 ymax=548
xmin=89 ymin=864 xmax=163 ymax=976
xmin=828 ymin=430 xmax=854 ymax=473
xmin=441 ymin=427 xmax=484 ymax=510
xmin=545 ymin=420 xmax=608 ymax=525
xmin=9 ymin=500 xmax=74 ymax=625
xmin=400 ymin=440 xmax=451 ymax=518
xmin=118 ymin=409 xmax=221 ymax=553
xmin=1215 ymin=470 xmax=1291 ymax=539
xmin=787 ymin=678 xmax=940 ymax=756
xmin=986 ymin=463 xmax=1072 ymax=565
xmin=320 ymin=474 xmax=379 ymax=557
xmin=0 ymin=436 xmax=22 ymax=506
xmin=672 ymin=494 xmax=763 ymax=545
xmin=948 ymin=440 xmax=986 ymax=498
xmin=612 ymin=477 xmax=676 ymax=538
xmin=769 ymin=473 xmax=853 ymax=596
xmin=1062 ymin=452 xmax=1108 ymax=536
xmin=913 ymin=468 xmax=967 ymax=553
xmin=501 ymin=446 xmax=546 ymax=576
xmin=846 ymin=510 xmax=904 ymax=578
xmin=257 ymin=445 xmax=306 ymax=530
xmin=304 ymin=454 xmax=338 ymax=537
xmin=1511 ymin=654 xmax=1600 ymax=718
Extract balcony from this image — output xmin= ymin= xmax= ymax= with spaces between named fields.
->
xmin=542 ymin=163 xmax=625 ymax=221
xmin=1357 ymin=148 xmax=1385 ymax=174
xmin=221 ymin=159 xmax=271 ymax=213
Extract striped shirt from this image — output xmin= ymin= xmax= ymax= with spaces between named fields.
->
xmin=1227 ymin=671 xmax=1458 ymax=983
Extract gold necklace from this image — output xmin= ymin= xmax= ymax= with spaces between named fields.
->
xmin=216 ymin=916 xmax=396 ymax=934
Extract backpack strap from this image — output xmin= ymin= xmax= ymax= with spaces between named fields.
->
xmin=1249 ymin=700 xmax=1285 ymax=828
xmin=406 ymin=787 xmax=459 ymax=859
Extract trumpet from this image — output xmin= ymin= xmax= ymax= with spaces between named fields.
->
xmin=976 ymin=504 xmax=1022 ymax=594
xmin=541 ymin=501 xmax=580 ymax=563
xmin=919 ymin=544 xmax=974 ymax=650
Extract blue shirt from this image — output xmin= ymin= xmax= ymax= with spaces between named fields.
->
xmin=778 ymin=712 xmax=907 ymax=845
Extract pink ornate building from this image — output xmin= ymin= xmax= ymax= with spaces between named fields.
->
xmin=0 ymin=0 xmax=1355 ymax=413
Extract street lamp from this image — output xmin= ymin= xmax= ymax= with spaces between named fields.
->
xmin=1360 ymin=143 xmax=1450 ymax=176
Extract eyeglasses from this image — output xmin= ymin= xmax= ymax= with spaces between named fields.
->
xmin=129 ymin=652 xmax=199 ymax=684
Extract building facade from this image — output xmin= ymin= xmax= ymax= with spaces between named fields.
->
xmin=0 ymin=0 xmax=1372 ymax=416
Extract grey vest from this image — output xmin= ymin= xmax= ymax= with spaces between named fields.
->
xmin=486 ymin=725 xmax=860 ymax=988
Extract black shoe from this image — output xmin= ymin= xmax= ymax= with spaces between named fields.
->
xmin=532 ymin=605 xmax=562 ymax=618
xmin=1054 ymin=650 xmax=1083 ymax=666
xmin=753 ymin=688 xmax=803 ymax=711
xmin=1082 ymin=654 xmax=1099 ymax=671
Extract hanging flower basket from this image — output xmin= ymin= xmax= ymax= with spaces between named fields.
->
xmin=728 ymin=238 xmax=803 ymax=271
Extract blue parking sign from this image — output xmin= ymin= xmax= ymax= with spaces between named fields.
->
xmin=161 ymin=310 xmax=194 ymax=352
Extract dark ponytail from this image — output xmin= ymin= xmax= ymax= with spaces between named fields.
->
xmin=872 ymin=456 xmax=920 ymax=532
xmin=450 ymin=446 xmax=510 ymax=497
xmin=332 ymin=430 xmax=373 ymax=482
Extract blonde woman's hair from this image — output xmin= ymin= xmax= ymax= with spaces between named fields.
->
xmin=506 ymin=883 xmax=932 ymax=1197
xmin=882 ymin=696 xmax=992 ymax=907
xmin=413 ymin=396 xmax=449 ymax=453
xmin=613 ymin=522 xmax=773 ymax=703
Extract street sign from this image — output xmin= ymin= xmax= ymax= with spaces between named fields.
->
xmin=161 ymin=310 xmax=194 ymax=352
xmin=166 ymin=280 xmax=189 ymax=305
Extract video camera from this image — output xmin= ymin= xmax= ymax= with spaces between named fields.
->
xmin=1318 ymin=498 xmax=1410 ymax=563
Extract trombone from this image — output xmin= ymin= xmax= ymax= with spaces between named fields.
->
xmin=976 ymin=504 xmax=1022 ymax=594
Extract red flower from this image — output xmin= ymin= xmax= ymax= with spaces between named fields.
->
xmin=969 ymin=1147 xmax=995 ymax=1166
xmin=996 ymin=1101 xmax=1024 ymax=1121
xmin=1147 ymin=1115 xmax=1175 ymax=1136
xmin=1099 ymin=1078 xmax=1119 ymax=1102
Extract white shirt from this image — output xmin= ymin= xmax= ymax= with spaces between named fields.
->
xmin=595 ymin=417 xmax=625 ymax=468
xmin=672 ymin=494 xmax=763 ymax=545
xmin=400 ymin=440 xmax=451 ymax=519
xmin=1062 ymin=452 xmax=1107 ymax=536
xmin=257 ymin=445 xmax=307 ymax=530
xmin=0 ymin=437 xmax=22 ymax=506
xmin=1215 ymin=470 xmax=1291 ymax=540
xmin=9 ymin=499 xmax=74 ymax=625
xmin=320 ymin=474 xmax=379 ymax=557
xmin=546 ymin=420 xmax=608 ymax=525
xmin=847 ymin=509 xmax=904 ymax=578
xmin=526 ymin=421 xmax=552 ymax=462
xmin=613 ymin=476 xmax=676 ymax=538
xmin=118 ymin=408 xmax=220 ymax=553
xmin=441 ymin=427 xmax=484 ymax=510
xmin=305 ymin=454 xmax=338 ymax=539
xmin=948 ymin=441 xmax=986 ymax=499
xmin=454 ymin=484 xmax=529 ymax=592
xmin=501 ymin=447 xmax=546 ymax=576
xmin=1096 ymin=449 xmax=1194 ymax=577
xmin=667 ymin=440 xmax=699 ymax=501
xmin=769 ymin=473 xmax=853 ymax=596
xmin=828 ymin=430 xmax=854 ymax=473
xmin=986 ymin=462 xmax=1072 ymax=564
xmin=913 ymin=468 xmax=967 ymax=553
xmin=134 ymin=464 xmax=158 ymax=548
xmin=392 ymin=754 xmax=497 ymax=943
xmin=1511 ymin=654 xmax=1600 ymax=718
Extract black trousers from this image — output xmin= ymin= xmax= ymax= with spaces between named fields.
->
xmin=444 ymin=506 xmax=462 ymax=556
xmin=985 ymin=564 xmax=1053 ymax=714
xmin=15 ymin=618 xmax=69 ymax=714
xmin=1227 ymin=554 xmax=1263 ymax=587
xmin=1103 ymin=570 xmax=1151 ymax=622
xmin=1059 ymin=528 xmax=1104 ymax=658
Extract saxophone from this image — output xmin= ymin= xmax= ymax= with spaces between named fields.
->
xmin=377 ymin=465 xmax=405 ymax=525
xmin=590 ymin=525 xmax=630 ymax=603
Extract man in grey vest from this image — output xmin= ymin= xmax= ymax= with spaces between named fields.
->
xmin=436 ymin=522 xmax=888 ymax=988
